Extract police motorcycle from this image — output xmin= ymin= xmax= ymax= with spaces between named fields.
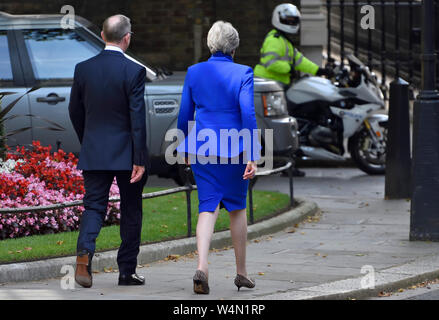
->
xmin=286 ymin=54 xmax=388 ymax=175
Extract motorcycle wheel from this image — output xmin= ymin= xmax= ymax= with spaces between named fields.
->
xmin=349 ymin=126 xmax=387 ymax=175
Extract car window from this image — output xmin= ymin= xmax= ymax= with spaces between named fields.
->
xmin=75 ymin=19 xmax=158 ymax=81
xmin=23 ymin=29 xmax=100 ymax=81
xmin=0 ymin=31 xmax=13 ymax=82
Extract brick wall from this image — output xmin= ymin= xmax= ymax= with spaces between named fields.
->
xmin=0 ymin=0 xmax=301 ymax=70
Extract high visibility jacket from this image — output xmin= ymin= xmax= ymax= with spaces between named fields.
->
xmin=254 ymin=29 xmax=319 ymax=85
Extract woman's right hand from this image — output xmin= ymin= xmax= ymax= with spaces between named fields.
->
xmin=243 ymin=161 xmax=257 ymax=180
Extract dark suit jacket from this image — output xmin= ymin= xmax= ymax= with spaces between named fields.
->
xmin=68 ymin=50 xmax=149 ymax=171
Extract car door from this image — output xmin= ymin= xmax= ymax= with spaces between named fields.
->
xmin=0 ymin=29 xmax=33 ymax=149
xmin=16 ymin=27 xmax=101 ymax=154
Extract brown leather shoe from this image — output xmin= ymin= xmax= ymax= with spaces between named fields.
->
xmin=75 ymin=254 xmax=92 ymax=288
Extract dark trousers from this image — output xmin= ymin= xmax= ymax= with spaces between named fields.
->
xmin=77 ymin=170 xmax=147 ymax=275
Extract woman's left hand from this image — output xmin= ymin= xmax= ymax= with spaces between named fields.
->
xmin=243 ymin=161 xmax=257 ymax=180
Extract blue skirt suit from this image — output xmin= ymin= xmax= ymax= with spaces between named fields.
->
xmin=177 ymin=52 xmax=261 ymax=213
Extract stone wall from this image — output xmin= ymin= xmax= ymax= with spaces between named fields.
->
xmin=0 ymin=0 xmax=301 ymax=71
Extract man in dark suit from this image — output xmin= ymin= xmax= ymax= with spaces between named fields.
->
xmin=69 ymin=14 xmax=149 ymax=288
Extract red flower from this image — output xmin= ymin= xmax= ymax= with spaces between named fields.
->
xmin=1 ymin=141 xmax=120 ymax=240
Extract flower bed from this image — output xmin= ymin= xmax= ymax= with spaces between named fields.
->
xmin=0 ymin=141 xmax=120 ymax=239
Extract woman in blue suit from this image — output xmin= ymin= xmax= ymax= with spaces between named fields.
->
xmin=177 ymin=21 xmax=260 ymax=294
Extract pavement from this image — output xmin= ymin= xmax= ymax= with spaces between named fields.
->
xmin=1 ymin=167 xmax=439 ymax=300
xmin=367 ymin=279 xmax=439 ymax=300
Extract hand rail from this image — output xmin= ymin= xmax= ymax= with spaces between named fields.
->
xmin=0 ymin=157 xmax=295 ymax=238
xmin=0 ymin=185 xmax=197 ymax=214
xmin=248 ymin=157 xmax=294 ymax=224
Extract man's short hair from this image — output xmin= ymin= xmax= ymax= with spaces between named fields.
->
xmin=102 ymin=14 xmax=131 ymax=43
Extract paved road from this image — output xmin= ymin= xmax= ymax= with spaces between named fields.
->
xmin=368 ymin=281 xmax=439 ymax=300
xmin=405 ymin=287 xmax=439 ymax=300
xmin=1 ymin=167 xmax=439 ymax=300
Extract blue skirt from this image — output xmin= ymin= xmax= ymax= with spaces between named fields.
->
xmin=190 ymin=155 xmax=249 ymax=213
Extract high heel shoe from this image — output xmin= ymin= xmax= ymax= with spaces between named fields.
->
xmin=193 ymin=270 xmax=209 ymax=294
xmin=234 ymin=274 xmax=255 ymax=291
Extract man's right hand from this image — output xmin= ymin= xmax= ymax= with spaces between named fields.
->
xmin=131 ymin=165 xmax=145 ymax=183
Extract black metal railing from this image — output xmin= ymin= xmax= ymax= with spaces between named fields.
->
xmin=248 ymin=159 xmax=294 ymax=224
xmin=0 ymin=158 xmax=294 ymax=238
xmin=326 ymin=0 xmax=439 ymax=91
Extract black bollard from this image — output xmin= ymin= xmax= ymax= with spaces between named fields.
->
xmin=410 ymin=0 xmax=439 ymax=241
xmin=385 ymin=78 xmax=412 ymax=199
xmin=410 ymin=96 xmax=439 ymax=241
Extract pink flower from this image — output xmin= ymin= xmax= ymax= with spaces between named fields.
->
xmin=0 ymin=143 xmax=122 ymax=239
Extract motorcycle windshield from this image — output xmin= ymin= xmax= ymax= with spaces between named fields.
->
xmin=347 ymin=54 xmax=378 ymax=86
xmin=347 ymin=54 xmax=364 ymax=68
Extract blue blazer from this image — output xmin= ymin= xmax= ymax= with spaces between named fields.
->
xmin=69 ymin=50 xmax=149 ymax=171
xmin=177 ymin=52 xmax=260 ymax=161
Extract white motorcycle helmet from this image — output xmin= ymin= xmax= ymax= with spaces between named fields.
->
xmin=272 ymin=3 xmax=301 ymax=35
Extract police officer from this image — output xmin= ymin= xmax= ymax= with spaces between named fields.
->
xmin=254 ymin=3 xmax=332 ymax=176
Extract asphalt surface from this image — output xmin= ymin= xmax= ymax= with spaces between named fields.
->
xmin=1 ymin=166 xmax=439 ymax=300
xmin=368 ymin=281 xmax=439 ymax=300
xmin=406 ymin=287 xmax=439 ymax=300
